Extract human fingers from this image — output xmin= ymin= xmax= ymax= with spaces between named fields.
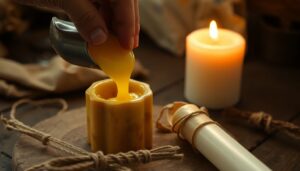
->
xmin=111 ymin=0 xmax=135 ymax=49
xmin=14 ymin=0 xmax=109 ymax=45
xmin=133 ymin=0 xmax=140 ymax=48
xmin=64 ymin=0 xmax=108 ymax=45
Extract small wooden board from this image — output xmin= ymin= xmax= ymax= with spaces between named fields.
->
xmin=13 ymin=106 xmax=217 ymax=171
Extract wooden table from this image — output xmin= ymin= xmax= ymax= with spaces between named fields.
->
xmin=0 ymin=34 xmax=300 ymax=171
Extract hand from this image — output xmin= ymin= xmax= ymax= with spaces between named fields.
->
xmin=14 ymin=0 xmax=140 ymax=50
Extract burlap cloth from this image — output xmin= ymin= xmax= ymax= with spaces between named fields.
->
xmin=0 ymin=56 xmax=148 ymax=98
xmin=140 ymin=0 xmax=246 ymax=56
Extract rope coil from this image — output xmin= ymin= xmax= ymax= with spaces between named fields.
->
xmin=223 ymin=108 xmax=300 ymax=140
xmin=0 ymin=99 xmax=183 ymax=171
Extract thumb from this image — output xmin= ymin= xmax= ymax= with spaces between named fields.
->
xmin=64 ymin=0 xmax=108 ymax=45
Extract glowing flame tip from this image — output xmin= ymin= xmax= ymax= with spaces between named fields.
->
xmin=209 ymin=20 xmax=218 ymax=40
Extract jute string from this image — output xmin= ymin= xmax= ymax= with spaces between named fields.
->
xmin=156 ymin=102 xmax=219 ymax=148
xmin=223 ymin=108 xmax=300 ymax=140
xmin=0 ymin=99 xmax=183 ymax=171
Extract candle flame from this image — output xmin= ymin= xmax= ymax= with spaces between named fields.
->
xmin=209 ymin=20 xmax=218 ymax=41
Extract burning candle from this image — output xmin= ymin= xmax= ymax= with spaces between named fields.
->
xmin=185 ymin=20 xmax=246 ymax=109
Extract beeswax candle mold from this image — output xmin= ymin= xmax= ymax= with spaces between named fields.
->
xmin=86 ymin=79 xmax=153 ymax=153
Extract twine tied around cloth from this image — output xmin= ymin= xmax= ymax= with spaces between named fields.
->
xmin=223 ymin=108 xmax=300 ymax=140
xmin=156 ymin=101 xmax=218 ymax=147
xmin=0 ymin=99 xmax=183 ymax=171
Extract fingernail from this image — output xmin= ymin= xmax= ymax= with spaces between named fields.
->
xmin=129 ymin=36 xmax=134 ymax=49
xmin=90 ymin=28 xmax=107 ymax=45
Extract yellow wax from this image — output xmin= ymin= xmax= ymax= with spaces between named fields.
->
xmin=88 ymin=36 xmax=135 ymax=101
xmin=85 ymin=35 xmax=153 ymax=153
xmin=185 ymin=28 xmax=245 ymax=109
xmin=86 ymin=79 xmax=153 ymax=153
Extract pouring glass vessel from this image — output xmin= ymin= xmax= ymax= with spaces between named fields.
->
xmin=49 ymin=17 xmax=98 ymax=68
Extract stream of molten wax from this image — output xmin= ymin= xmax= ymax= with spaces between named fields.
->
xmin=88 ymin=36 xmax=135 ymax=101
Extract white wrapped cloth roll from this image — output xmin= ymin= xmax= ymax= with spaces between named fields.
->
xmin=156 ymin=102 xmax=271 ymax=171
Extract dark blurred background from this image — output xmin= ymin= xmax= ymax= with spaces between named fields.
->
xmin=1 ymin=0 xmax=299 ymax=65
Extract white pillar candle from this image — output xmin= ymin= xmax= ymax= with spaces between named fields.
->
xmin=169 ymin=103 xmax=271 ymax=171
xmin=185 ymin=21 xmax=246 ymax=109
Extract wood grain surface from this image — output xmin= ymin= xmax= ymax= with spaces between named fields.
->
xmin=12 ymin=106 xmax=218 ymax=171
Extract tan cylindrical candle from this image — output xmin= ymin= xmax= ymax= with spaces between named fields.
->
xmin=158 ymin=102 xmax=271 ymax=171
xmin=86 ymin=79 xmax=153 ymax=154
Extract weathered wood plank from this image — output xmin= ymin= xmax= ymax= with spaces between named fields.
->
xmin=0 ymin=92 xmax=86 ymax=150
xmin=0 ymin=109 xmax=57 ymax=170
xmin=0 ymin=105 xmax=64 ymax=155
xmin=0 ymin=99 xmax=14 ymax=112
xmin=0 ymin=94 xmax=87 ymax=171
xmin=239 ymin=61 xmax=300 ymax=119
xmin=0 ymin=152 xmax=12 ymax=171
xmin=252 ymin=113 xmax=300 ymax=171
xmin=13 ymin=106 xmax=218 ymax=171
